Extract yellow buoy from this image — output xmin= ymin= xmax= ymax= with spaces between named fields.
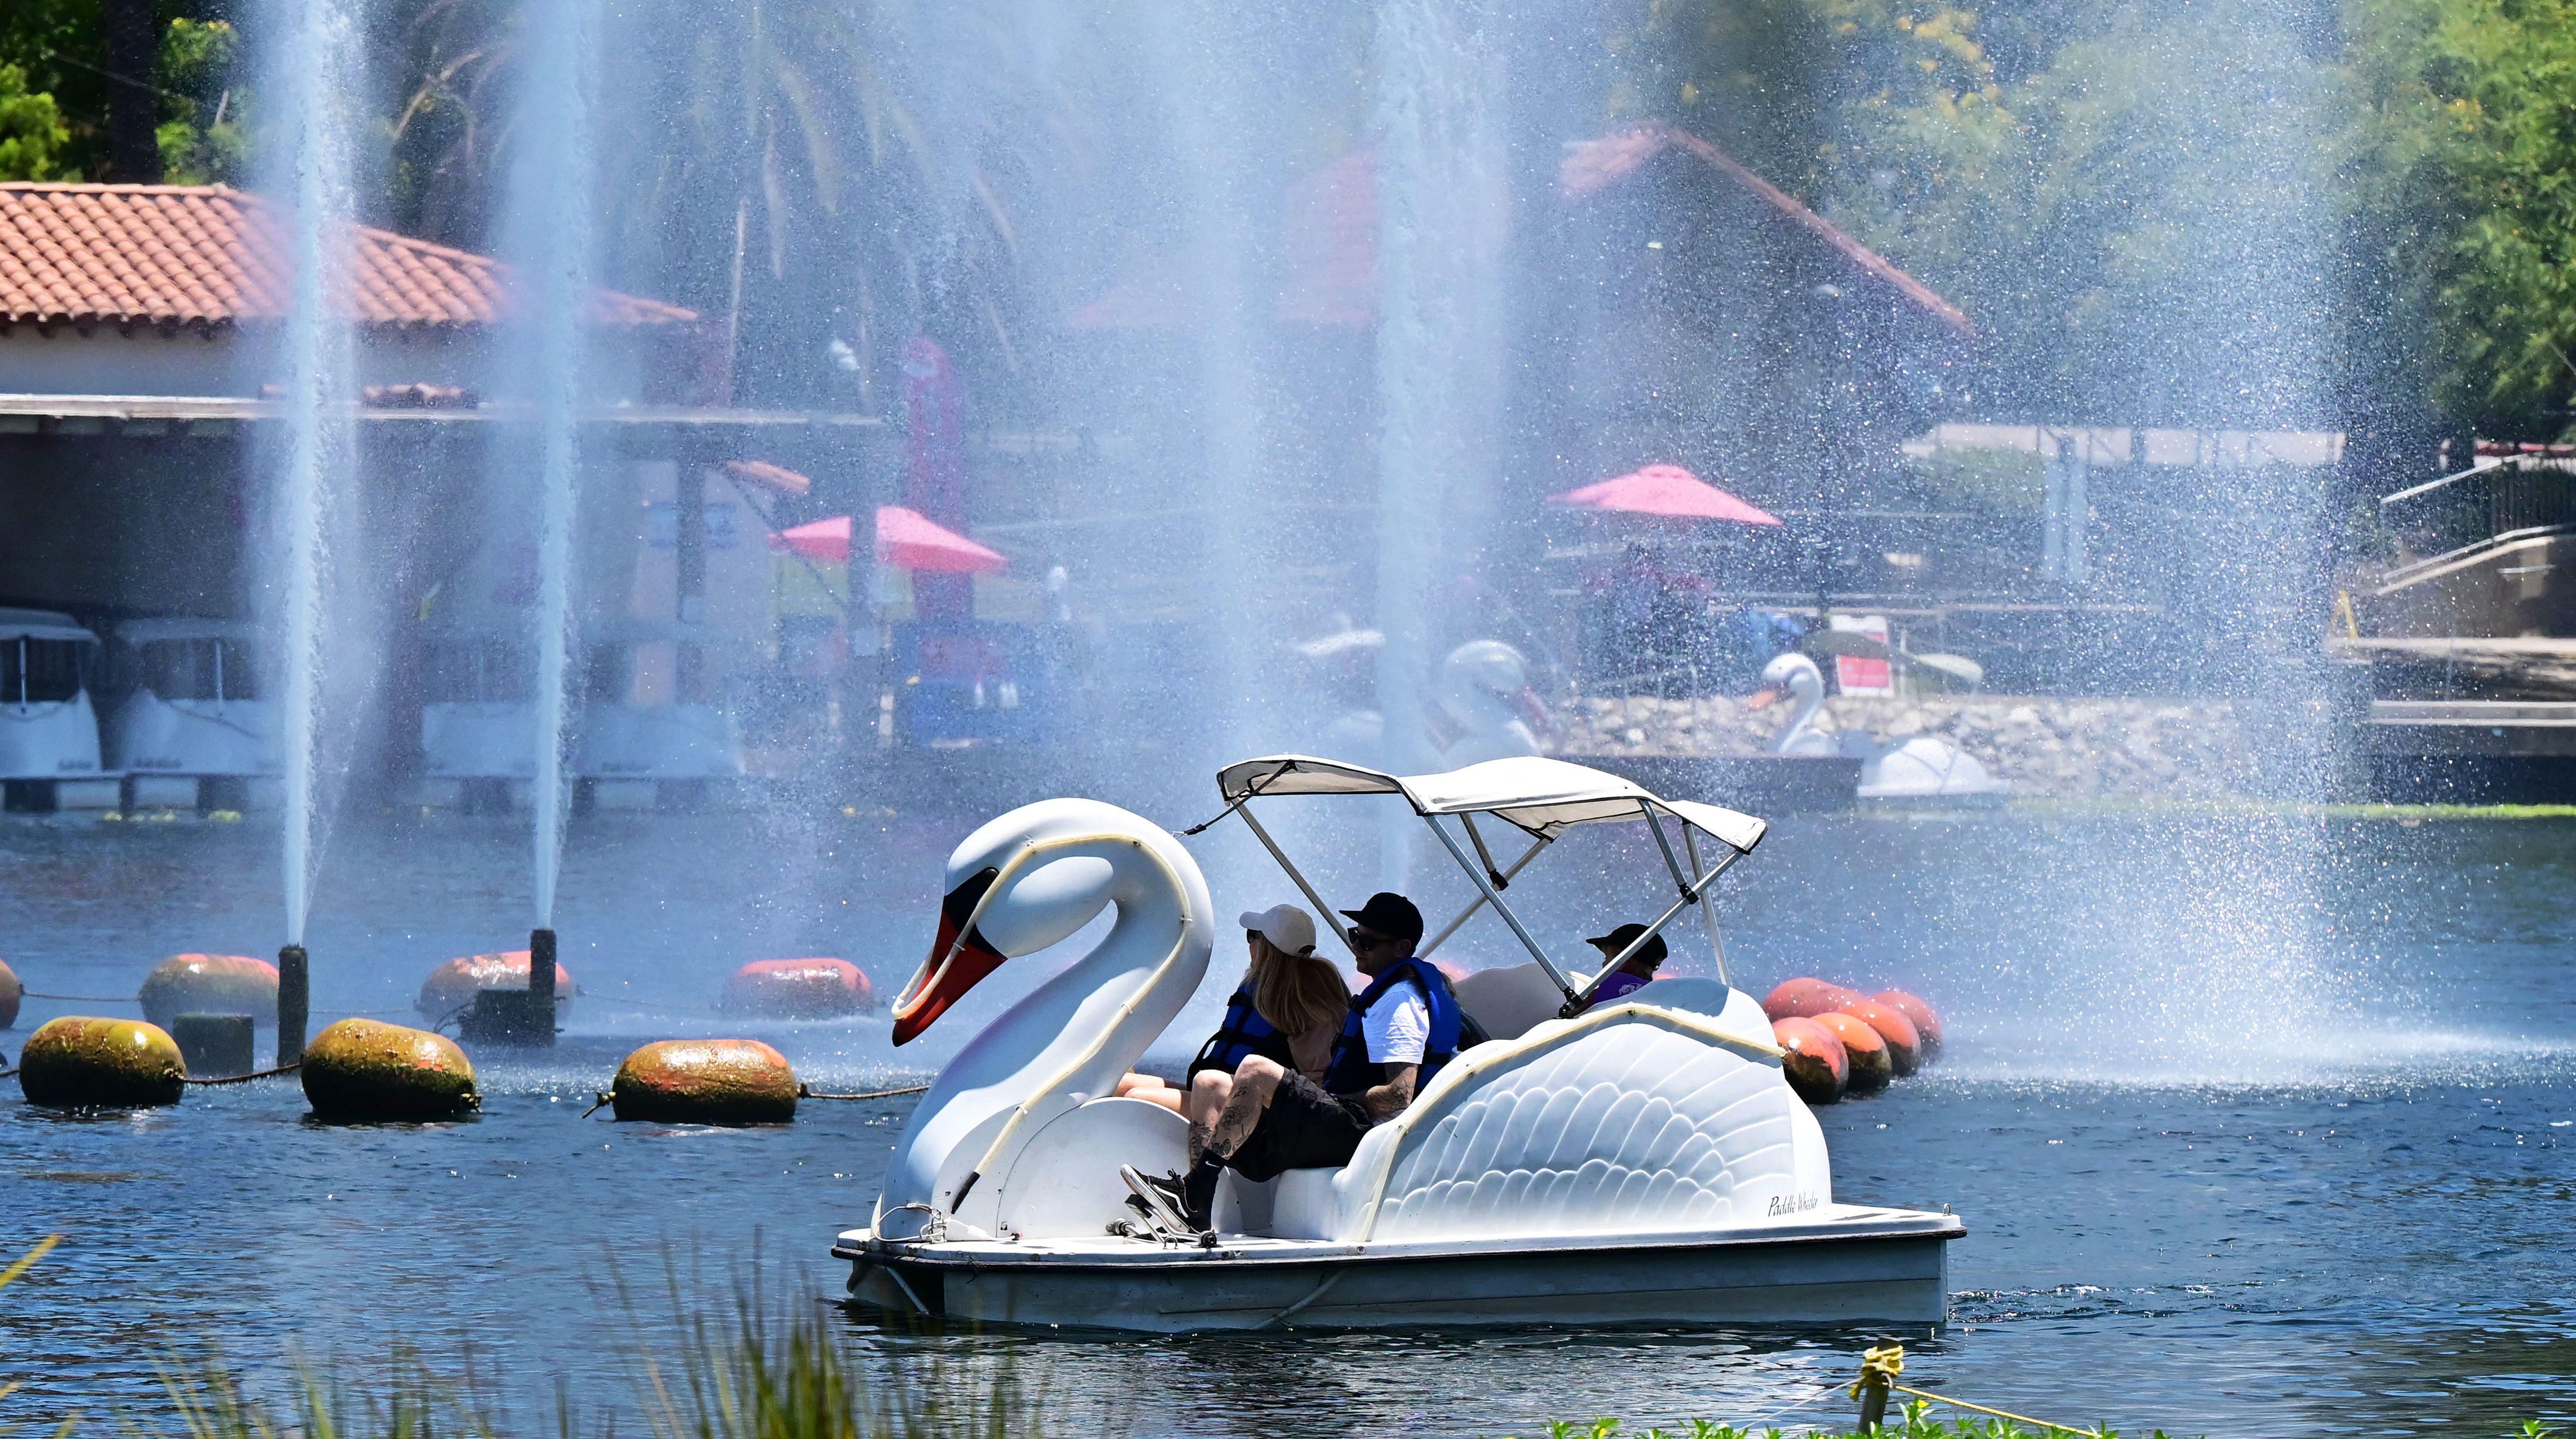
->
xmin=301 ymin=1018 xmax=480 ymax=1121
xmin=18 ymin=1017 xmax=186 ymax=1108
xmin=0 ymin=957 xmax=23 ymax=1030
xmin=608 ymin=1039 xmax=799 ymax=1125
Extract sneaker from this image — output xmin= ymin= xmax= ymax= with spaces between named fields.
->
xmin=1119 ymin=1165 xmax=1197 ymax=1234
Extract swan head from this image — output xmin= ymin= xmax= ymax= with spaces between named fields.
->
xmin=888 ymin=807 xmax=1122 ymax=1045
xmin=1747 ymin=651 xmax=1824 ymax=708
xmin=1440 ymin=640 xmax=1548 ymax=732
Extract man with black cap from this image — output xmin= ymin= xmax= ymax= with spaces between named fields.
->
xmin=1578 ymin=922 xmax=1668 ymax=1010
xmin=1132 ymin=891 xmax=1466 ymax=1237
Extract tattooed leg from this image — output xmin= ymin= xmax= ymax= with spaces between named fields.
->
xmin=1205 ymin=1056 xmax=1284 ymax=1161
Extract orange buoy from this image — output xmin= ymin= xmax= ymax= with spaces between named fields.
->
xmin=1813 ymin=1011 xmax=1891 ymax=1095
xmin=1837 ymin=998 xmax=1922 ymax=1078
xmin=721 ymin=959 xmax=874 ymax=1019
xmin=1872 ymin=990 xmax=1943 ymax=1063
xmin=1762 ymin=977 xmax=1866 ymax=1022
xmin=416 ymin=951 xmax=575 ymax=1024
xmin=138 ymin=954 xmax=279 ymax=1030
xmin=1771 ymin=1017 xmax=1847 ymax=1105
xmin=609 ymin=1039 xmax=799 ymax=1125
xmin=301 ymin=1018 xmax=480 ymax=1121
xmin=18 ymin=1016 xmax=186 ymax=1108
xmin=0 ymin=957 xmax=21 ymax=1030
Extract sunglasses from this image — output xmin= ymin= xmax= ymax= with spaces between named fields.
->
xmin=1349 ymin=928 xmax=1394 ymax=948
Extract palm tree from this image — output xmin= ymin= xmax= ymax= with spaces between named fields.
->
xmin=379 ymin=0 xmax=1092 ymax=408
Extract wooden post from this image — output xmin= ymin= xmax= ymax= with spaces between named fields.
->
xmin=1857 ymin=1371 xmax=1890 ymax=1433
xmin=528 ymin=927 xmax=558 ymax=1043
xmin=276 ymin=944 xmax=309 ymax=1064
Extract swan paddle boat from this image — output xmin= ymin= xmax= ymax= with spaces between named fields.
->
xmin=836 ymin=753 xmax=1964 ymax=1331
xmin=1757 ymin=653 xmax=2008 ymax=803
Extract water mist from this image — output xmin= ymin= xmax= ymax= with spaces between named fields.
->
xmin=1371 ymin=0 xmax=1510 ymax=887
xmin=259 ymin=0 xmax=358 ymax=1062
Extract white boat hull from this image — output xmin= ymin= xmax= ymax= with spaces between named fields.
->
xmin=836 ymin=1205 xmax=1960 ymax=1332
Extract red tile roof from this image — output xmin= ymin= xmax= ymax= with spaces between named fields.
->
xmin=1070 ymin=124 xmax=1970 ymax=339
xmin=0 ymin=183 xmax=696 ymax=331
xmin=1563 ymin=123 xmax=1974 ymax=338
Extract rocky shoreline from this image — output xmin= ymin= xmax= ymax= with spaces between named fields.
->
xmin=1549 ymin=693 xmax=2269 ymax=798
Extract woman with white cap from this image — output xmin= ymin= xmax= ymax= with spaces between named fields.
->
xmin=1110 ymin=904 xmax=1349 ymax=1117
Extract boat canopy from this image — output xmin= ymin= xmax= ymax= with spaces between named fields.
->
xmin=1210 ymin=753 xmax=1769 ymax=1006
xmin=0 ymin=608 xmax=99 ymax=644
xmin=1215 ymin=753 xmax=1767 ymax=854
xmin=115 ymin=617 xmax=251 ymax=645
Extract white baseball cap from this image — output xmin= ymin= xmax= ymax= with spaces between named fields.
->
xmin=1238 ymin=903 xmax=1318 ymax=958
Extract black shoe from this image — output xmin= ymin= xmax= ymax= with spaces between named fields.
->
xmin=1119 ymin=1165 xmax=1197 ymax=1234
xmin=1180 ymin=1156 xmax=1223 ymax=1234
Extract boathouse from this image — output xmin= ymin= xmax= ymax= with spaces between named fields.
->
xmin=0 ymin=182 xmax=883 ymax=789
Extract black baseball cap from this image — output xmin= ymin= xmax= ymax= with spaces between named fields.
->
xmin=1340 ymin=892 xmax=1424 ymax=944
xmin=1585 ymin=923 xmax=1667 ymax=967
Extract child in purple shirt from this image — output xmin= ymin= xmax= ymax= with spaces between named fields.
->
xmin=1580 ymin=923 xmax=1667 ymax=1009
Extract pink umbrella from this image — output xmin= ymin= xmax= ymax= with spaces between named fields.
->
xmin=876 ymin=506 xmax=1006 ymax=573
xmin=1546 ymin=464 xmax=1782 ymax=525
xmin=766 ymin=509 xmax=1009 ymax=574
xmin=768 ymin=515 xmax=854 ymax=564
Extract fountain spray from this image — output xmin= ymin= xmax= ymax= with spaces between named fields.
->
xmin=1372 ymin=0 xmax=1510 ymax=888
xmin=263 ymin=0 xmax=356 ymax=1065
xmin=517 ymin=0 xmax=599 ymax=1047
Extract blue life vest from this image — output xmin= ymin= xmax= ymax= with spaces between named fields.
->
xmin=1187 ymin=981 xmax=1294 ymax=1080
xmin=1324 ymin=957 xmax=1462 ymax=1096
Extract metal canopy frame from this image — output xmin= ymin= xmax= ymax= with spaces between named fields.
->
xmin=1200 ymin=754 xmax=1765 ymax=1012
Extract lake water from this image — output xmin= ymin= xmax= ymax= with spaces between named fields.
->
xmin=2 ymin=805 xmax=2570 ymax=1436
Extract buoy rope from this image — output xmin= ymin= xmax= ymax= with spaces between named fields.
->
xmin=798 ymin=1083 xmax=930 ymax=1100
xmin=21 ymin=992 xmax=136 ymax=1003
xmin=0 ymin=1068 xmax=14 ymax=1080
xmin=1848 ymin=1343 xmax=2095 ymax=1435
xmin=182 ymin=1063 xmax=301 ymax=1086
xmin=578 ymin=1080 xmax=928 ymax=1119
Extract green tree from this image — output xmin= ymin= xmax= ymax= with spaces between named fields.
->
xmin=1635 ymin=1 xmax=2345 ymax=430
xmin=153 ymin=17 xmax=244 ymax=185
xmin=2346 ymin=0 xmax=2576 ymax=441
xmin=0 ymin=61 xmax=72 ymax=180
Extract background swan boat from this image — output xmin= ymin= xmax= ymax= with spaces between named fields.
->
xmin=838 ymin=755 xmax=1964 ymax=1331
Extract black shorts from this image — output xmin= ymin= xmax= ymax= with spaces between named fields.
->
xmin=1225 ymin=1071 xmax=1370 ymax=1182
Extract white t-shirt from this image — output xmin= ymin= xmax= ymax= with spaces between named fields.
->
xmin=1361 ymin=979 xmax=1430 ymax=1067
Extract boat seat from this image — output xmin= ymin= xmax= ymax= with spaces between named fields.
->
xmin=1269 ymin=1167 xmax=1343 ymax=1240
xmin=1212 ymin=1167 xmax=1343 ymax=1239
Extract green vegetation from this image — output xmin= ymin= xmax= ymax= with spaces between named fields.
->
xmin=0 ymin=62 xmax=72 ymax=180
xmin=14 ymin=0 xmax=2576 ymax=444
xmin=109 ymin=1307 xmax=1023 ymax=1439
xmin=154 ymin=17 xmax=243 ymax=185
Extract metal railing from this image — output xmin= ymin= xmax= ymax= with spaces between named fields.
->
xmin=2381 ymin=456 xmax=2576 ymax=564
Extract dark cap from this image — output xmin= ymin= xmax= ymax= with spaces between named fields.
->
xmin=1585 ymin=923 xmax=1667 ymax=967
xmin=1339 ymin=891 xmax=1424 ymax=944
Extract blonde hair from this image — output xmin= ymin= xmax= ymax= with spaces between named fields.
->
xmin=1248 ymin=934 xmax=1351 ymax=1038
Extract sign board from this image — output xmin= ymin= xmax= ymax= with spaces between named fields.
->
xmin=1829 ymin=614 xmax=1893 ymax=696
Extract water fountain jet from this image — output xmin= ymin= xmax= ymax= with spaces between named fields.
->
xmin=259 ymin=0 xmax=358 ymax=1067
